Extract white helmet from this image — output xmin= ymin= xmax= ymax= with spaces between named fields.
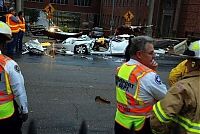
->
xmin=183 ymin=40 xmax=200 ymax=59
xmin=0 ymin=21 xmax=12 ymax=40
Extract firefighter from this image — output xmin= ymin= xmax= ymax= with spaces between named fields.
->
xmin=168 ymin=38 xmax=200 ymax=87
xmin=0 ymin=21 xmax=28 ymax=134
xmin=5 ymin=7 xmax=19 ymax=56
xmin=150 ymin=40 xmax=200 ymax=134
xmin=17 ymin=11 xmax=25 ymax=53
xmin=114 ymin=36 xmax=167 ymax=134
xmin=168 ymin=59 xmax=188 ymax=86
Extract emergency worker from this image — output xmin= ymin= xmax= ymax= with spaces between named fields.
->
xmin=168 ymin=59 xmax=188 ymax=86
xmin=6 ymin=7 xmax=19 ymax=55
xmin=17 ymin=11 xmax=25 ymax=53
xmin=150 ymin=40 xmax=200 ymax=134
xmin=168 ymin=38 xmax=199 ymax=87
xmin=114 ymin=36 xmax=167 ymax=134
xmin=0 ymin=21 xmax=28 ymax=134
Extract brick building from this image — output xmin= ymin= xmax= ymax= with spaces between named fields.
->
xmin=24 ymin=0 xmax=101 ymax=31
xmin=100 ymin=0 xmax=148 ymax=32
xmin=153 ymin=0 xmax=200 ymax=38
xmin=23 ymin=0 xmax=200 ymax=37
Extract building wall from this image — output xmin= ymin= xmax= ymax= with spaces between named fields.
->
xmin=100 ymin=0 xmax=148 ymax=31
xmin=24 ymin=0 xmax=100 ymax=13
xmin=153 ymin=0 xmax=200 ymax=38
xmin=24 ymin=0 xmax=101 ymax=30
xmin=177 ymin=0 xmax=200 ymax=37
xmin=24 ymin=0 xmax=200 ymax=37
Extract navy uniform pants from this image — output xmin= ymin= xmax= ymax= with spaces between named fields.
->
xmin=0 ymin=101 xmax=23 ymax=134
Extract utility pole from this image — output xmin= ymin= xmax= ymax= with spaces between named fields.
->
xmin=99 ymin=0 xmax=103 ymax=27
xmin=110 ymin=0 xmax=115 ymax=35
xmin=147 ymin=0 xmax=155 ymax=37
xmin=16 ymin=0 xmax=22 ymax=12
xmin=173 ymin=0 xmax=182 ymax=36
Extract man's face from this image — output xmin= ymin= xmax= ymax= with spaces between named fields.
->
xmin=11 ymin=10 xmax=16 ymax=15
xmin=136 ymin=43 xmax=155 ymax=68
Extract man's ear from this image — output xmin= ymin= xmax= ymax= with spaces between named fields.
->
xmin=136 ymin=51 xmax=142 ymax=59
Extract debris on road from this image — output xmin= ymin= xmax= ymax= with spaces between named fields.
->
xmin=95 ymin=96 xmax=111 ymax=104
xmin=23 ymin=39 xmax=46 ymax=55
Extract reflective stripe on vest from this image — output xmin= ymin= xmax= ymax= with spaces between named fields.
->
xmin=153 ymin=101 xmax=200 ymax=133
xmin=115 ymin=63 xmax=154 ymax=130
xmin=6 ymin=14 xmax=19 ymax=33
xmin=0 ymin=55 xmax=14 ymax=119
xmin=18 ymin=17 xmax=25 ymax=32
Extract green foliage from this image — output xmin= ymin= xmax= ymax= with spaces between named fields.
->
xmin=60 ymin=26 xmax=68 ymax=32
xmin=24 ymin=9 xmax=40 ymax=23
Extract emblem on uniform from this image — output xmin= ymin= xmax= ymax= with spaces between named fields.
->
xmin=155 ymin=75 xmax=162 ymax=85
xmin=14 ymin=65 xmax=20 ymax=73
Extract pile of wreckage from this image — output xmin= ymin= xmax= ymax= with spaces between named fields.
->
xmin=25 ymin=24 xmax=190 ymax=59
xmin=22 ymin=35 xmax=188 ymax=59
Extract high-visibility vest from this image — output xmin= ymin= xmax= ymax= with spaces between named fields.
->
xmin=6 ymin=13 xmax=19 ymax=33
xmin=18 ymin=17 xmax=25 ymax=32
xmin=115 ymin=63 xmax=154 ymax=131
xmin=0 ymin=55 xmax=15 ymax=119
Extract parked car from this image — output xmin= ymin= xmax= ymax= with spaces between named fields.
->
xmin=30 ymin=25 xmax=46 ymax=36
xmin=89 ymin=27 xmax=104 ymax=38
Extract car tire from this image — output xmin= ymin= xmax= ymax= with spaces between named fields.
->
xmin=74 ymin=45 xmax=88 ymax=54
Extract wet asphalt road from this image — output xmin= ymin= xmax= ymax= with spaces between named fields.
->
xmin=12 ymin=54 xmax=180 ymax=134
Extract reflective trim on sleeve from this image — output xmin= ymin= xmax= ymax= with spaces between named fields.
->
xmin=172 ymin=116 xmax=200 ymax=134
xmin=153 ymin=101 xmax=171 ymax=123
xmin=154 ymin=102 xmax=200 ymax=133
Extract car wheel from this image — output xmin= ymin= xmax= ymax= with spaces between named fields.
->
xmin=74 ymin=45 xmax=88 ymax=54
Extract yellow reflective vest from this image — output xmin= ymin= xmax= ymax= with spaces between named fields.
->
xmin=18 ymin=17 xmax=26 ymax=32
xmin=0 ymin=55 xmax=15 ymax=119
xmin=115 ymin=63 xmax=155 ymax=131
xmin=6 ymin=13 xmax=19 ymax=33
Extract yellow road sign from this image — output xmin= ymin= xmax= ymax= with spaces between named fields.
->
xmin=44 ymin=4 xmax=55 ymax=14
xmin=124 ymin=11 xmax=134 ymax=22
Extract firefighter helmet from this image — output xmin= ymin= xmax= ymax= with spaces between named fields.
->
xmin=0 ymin=21 xmax=12 ymax=40
xmin=183 ymin=40 xmax=200 ymax=59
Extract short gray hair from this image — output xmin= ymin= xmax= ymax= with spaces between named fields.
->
xmin=129 ymin=36 xmax=154 ymax=56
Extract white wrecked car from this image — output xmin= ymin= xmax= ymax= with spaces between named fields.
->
xmin=61 ymin=35 xmax=95 ymax=54
xmin=91 ymin=34 xmax=130 ymax=55
xmin=61 ymin=34 xmax=130 ymax=56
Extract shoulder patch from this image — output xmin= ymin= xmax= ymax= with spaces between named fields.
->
xmin=155 ymin=75 xmax=162 ymax=85
xmin=14 ymin=65 xmax=20 ymax=73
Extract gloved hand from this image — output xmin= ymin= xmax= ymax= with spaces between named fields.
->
xmin=21 ymin=113 xmax=28 ymax=122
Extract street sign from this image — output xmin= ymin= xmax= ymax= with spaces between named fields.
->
xmin=44 ymin=4 xmax=55 ymax=15
xmin=124 ymin=11 xmax=134 ymax=22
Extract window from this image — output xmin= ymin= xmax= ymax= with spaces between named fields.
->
xmin=74 ymin=0 xmax=92 ymax=6
xmin=50 ymin=0 xmax=68 ymax=4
